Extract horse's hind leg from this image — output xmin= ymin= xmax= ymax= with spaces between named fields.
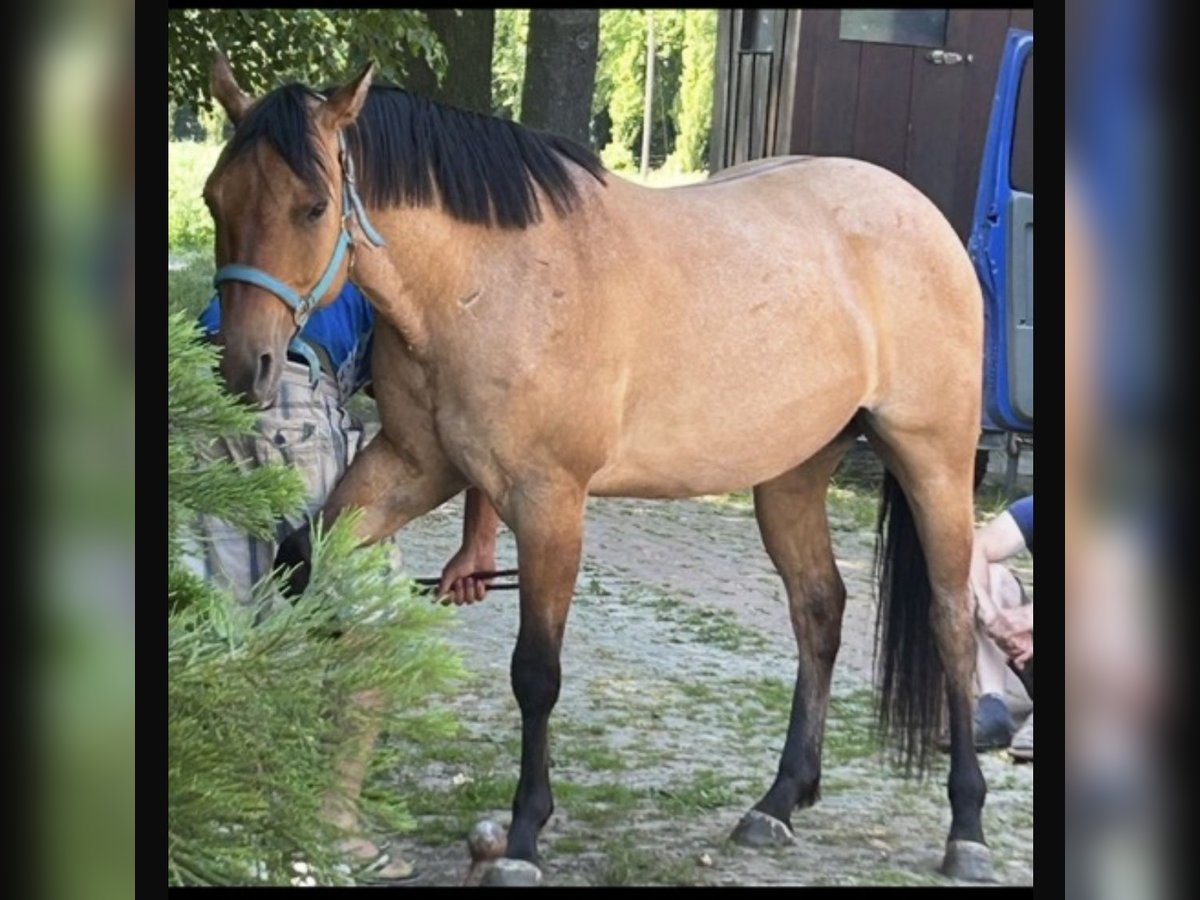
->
xmin=862 ymin=411 xmax=993 ymax=881
xmin=731 ymin=433 xmax=856 ymax=846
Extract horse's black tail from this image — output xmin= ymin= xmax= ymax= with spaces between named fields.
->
xmin=873 ymin=470 xmax=945 ymax=776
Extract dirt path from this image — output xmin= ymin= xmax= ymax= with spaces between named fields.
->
xmin=379 ymin=490 xmax=1034 ymax=887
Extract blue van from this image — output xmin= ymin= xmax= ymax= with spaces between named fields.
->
xmin=970 ymin=29 xmax=1034 ymax=488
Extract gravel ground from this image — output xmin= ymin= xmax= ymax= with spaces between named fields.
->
xmin=372 ymin=484 xmax=1034 ymax=887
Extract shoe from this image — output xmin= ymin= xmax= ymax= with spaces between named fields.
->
xmin=329 ymin=840 xmax=422 ymax=886
xmin=1009 ymin=711 xmax=1033 ymax=762
xmin=935 ymin=694 xmax=1016 ymax=752
xmin=973 ymin=694 xmax=1016 ymax=750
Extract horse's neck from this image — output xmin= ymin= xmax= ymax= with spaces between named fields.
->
xmin=350 ymin=241 xmax=434 ymax=355
xmin=350 ymin=192 xmax=605 ymax=356
xmin=349 ymin=208 xmax=489 ymax=354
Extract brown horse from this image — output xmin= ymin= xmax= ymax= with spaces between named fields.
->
xmin=202 ymin=55 xmax=993 ymax=882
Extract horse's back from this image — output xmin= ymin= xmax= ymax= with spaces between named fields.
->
xmin=646 ymin=155 xmax=983 ymax=389
xmin=578 ymin=156 xmax=982 ymax=497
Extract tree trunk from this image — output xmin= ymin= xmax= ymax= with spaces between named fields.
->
xmin=402 ymin=9 xmax=495 ymax=114
xmin=640 ymin=12 xmax=656 ymax=177
xmin=520 ymin=9 xmax=600 ymax=146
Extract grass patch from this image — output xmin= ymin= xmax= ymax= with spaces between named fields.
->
xmin=827 ymin=484 xmax=878 ymax=532
xmin=738 ymin=676 xmax=794 ymax=714
xmin=825 ymin=687 xmax=883 ymax=764
xmin=169 ymin=141 xmax=222 ymax=254
xmin=408 ymin=816 xmax=472 ymax=845
xmin=696 ymin=490 xmax=755 ymax=516
xmin=399 ymin=774 xmax=519 ymax=819
xmin=581 ymin=572 xmax=614 ymax=597
xmin=724 ymin=676 xmax=792 ymax=737
xmin=832 ymin=449 xmax=884 ymax=491
xmin=550 ymin=834 xmax=590 ymax=854
xmin=722 ymin=679 xmax=880 ymax=765
xmin=168 ymin=259 xmax=217 ymax=319
xmin=674 ymin=679 xmax=724 ymax=706
xmin=975 ymin=482 xmax=1017 ymax=521
xmin=560 ymin=743 xmax=628 ymax=773
xmin=384 ymin=773 xmax=519 ymax=844
xmin=632 ymin=588 xmax=769 ymax=653
xmin=346 ymin=393 xmax=379 ymax=425
xmin=596 ymin=834 xmax=701 ymax=886
xmin=869 ymin=868 xmax=938 ymax=887
xmin=655 ymin=769 xmax=741 ymax=814
xmin=698 ymin=482 xmax=877 ymax=533
xmin=555 ymin=781 xmax=647 ymax=826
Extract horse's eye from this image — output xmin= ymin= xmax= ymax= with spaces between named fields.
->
xmin=307 ymin=200 xmax=328 ymax=221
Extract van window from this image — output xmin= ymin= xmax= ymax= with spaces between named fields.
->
xmin=1011 ymin=51 xmax=1033 ymax=192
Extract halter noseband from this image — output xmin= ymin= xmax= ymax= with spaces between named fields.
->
xmin=212 ymin=129 xmax=385 ymax=329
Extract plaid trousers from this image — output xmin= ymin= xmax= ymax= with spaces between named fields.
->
xmin=182 ymin=360 xmax=398 ymax=615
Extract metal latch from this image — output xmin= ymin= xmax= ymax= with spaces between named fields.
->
xmin=926 ymin=49 xmax=972 ymax=65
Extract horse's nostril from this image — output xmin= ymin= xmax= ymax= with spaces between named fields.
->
xmin=257 ymin=352 xmax=273 ymax=386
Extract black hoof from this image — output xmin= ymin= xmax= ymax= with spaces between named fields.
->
xmin=941 ymin=840 xmax=995 ymax=882
xmin=275 ymin=523 xmax=313 ymax=598
xmin=480 ymin=858 xmax=543 ymax=887
xmin=730 ymin=810 xmax=795 ymax=847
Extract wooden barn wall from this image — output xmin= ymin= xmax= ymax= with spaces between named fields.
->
xmin=712 ymin=9 xmax=1034 ymax=240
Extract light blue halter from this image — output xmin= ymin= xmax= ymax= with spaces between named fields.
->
xmin=211 ymin=127 xmax=385 ymax=384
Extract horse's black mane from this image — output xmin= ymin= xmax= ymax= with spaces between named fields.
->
xmin=223 ymin=82 xmax=607 ymax=229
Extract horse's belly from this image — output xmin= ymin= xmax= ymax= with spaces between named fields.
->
xmin=584 ymin=285 xmax=871 ymax=498
xmin=588 ymin=439 xmax=830 ymax=498
xmin=587 ymin=375 xmax=864 ymax=498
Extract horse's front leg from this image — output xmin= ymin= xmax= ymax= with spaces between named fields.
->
xmin=274 ymin=430 xmax=465 ymax=594
xmin=495 ymin=477 xmax=586 ymax=877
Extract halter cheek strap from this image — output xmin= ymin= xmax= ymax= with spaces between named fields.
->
xmin=210 ymin=129 xmax=385 ymax=386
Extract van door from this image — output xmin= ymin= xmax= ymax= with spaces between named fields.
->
xmin=969 ymin=28 xmax=1033 ymax=432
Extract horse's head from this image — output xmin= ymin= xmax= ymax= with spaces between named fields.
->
xmin=203 ymin=53 xmax=375 ymax=406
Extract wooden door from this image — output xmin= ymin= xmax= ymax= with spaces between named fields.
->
xmin=787 ymin=9 xmax=1033 ymax=239
xmin=710 ymin=9 xmax=803 ymax=171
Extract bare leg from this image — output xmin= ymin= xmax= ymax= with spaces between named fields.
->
xmin=318 ymin=688 xmax=413 ymax=878
xmin=272 ymin=433 xmax=461 ymax=877
xmin=976 ymin=564 xmax=1027 ymax=699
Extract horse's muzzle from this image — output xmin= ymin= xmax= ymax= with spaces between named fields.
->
xmin=220 ymin=346 xmax=283 ymax=409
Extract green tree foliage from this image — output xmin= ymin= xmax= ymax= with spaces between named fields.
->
xmin=595 ymin=10 xmax=648 ymax=171
xmin=167 ymin=8 xmax=446 ymax=112
xmin=492 ymin=9 xmax=530 ymax=119
xmin=668 ymin=10 xmax=718 ymax=172
xmin=168 ymin=143 xmax=222 ymax=256
xmin=592 ymin=10 xmax=712 ymax=173
xmin=167 ymin=311 xmax=465 ymax=885
xmin=651 ymin=10 xmax=687 ymax=162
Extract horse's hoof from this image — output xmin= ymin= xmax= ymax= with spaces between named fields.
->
xmin=481 ymin=858 xmax=543 ymax=887
xmin=940 ymin=840 xmax=995 ymax=882
xmin=730 ymin=810 xmax=795 ymax=848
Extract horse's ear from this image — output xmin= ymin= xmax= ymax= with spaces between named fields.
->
xmin=211 ymin=51 xmax=252 ymax=125
xmin=319 ymin=62 xmax=375 ymax=131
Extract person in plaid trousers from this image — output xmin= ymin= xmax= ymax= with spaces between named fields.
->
xmin=189 ymin=280 xmax=503 ymax=881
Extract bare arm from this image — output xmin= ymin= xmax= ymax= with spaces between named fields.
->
xmin=969 ymin=511 xmax=1028 ymax=628
xmin=970 ymin=510 xmax=1033 ymax=665
xmin=437 ymin=488 xmax=502 ymax=604
xmin=466 ymin=487 xmax=499 ymax=545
